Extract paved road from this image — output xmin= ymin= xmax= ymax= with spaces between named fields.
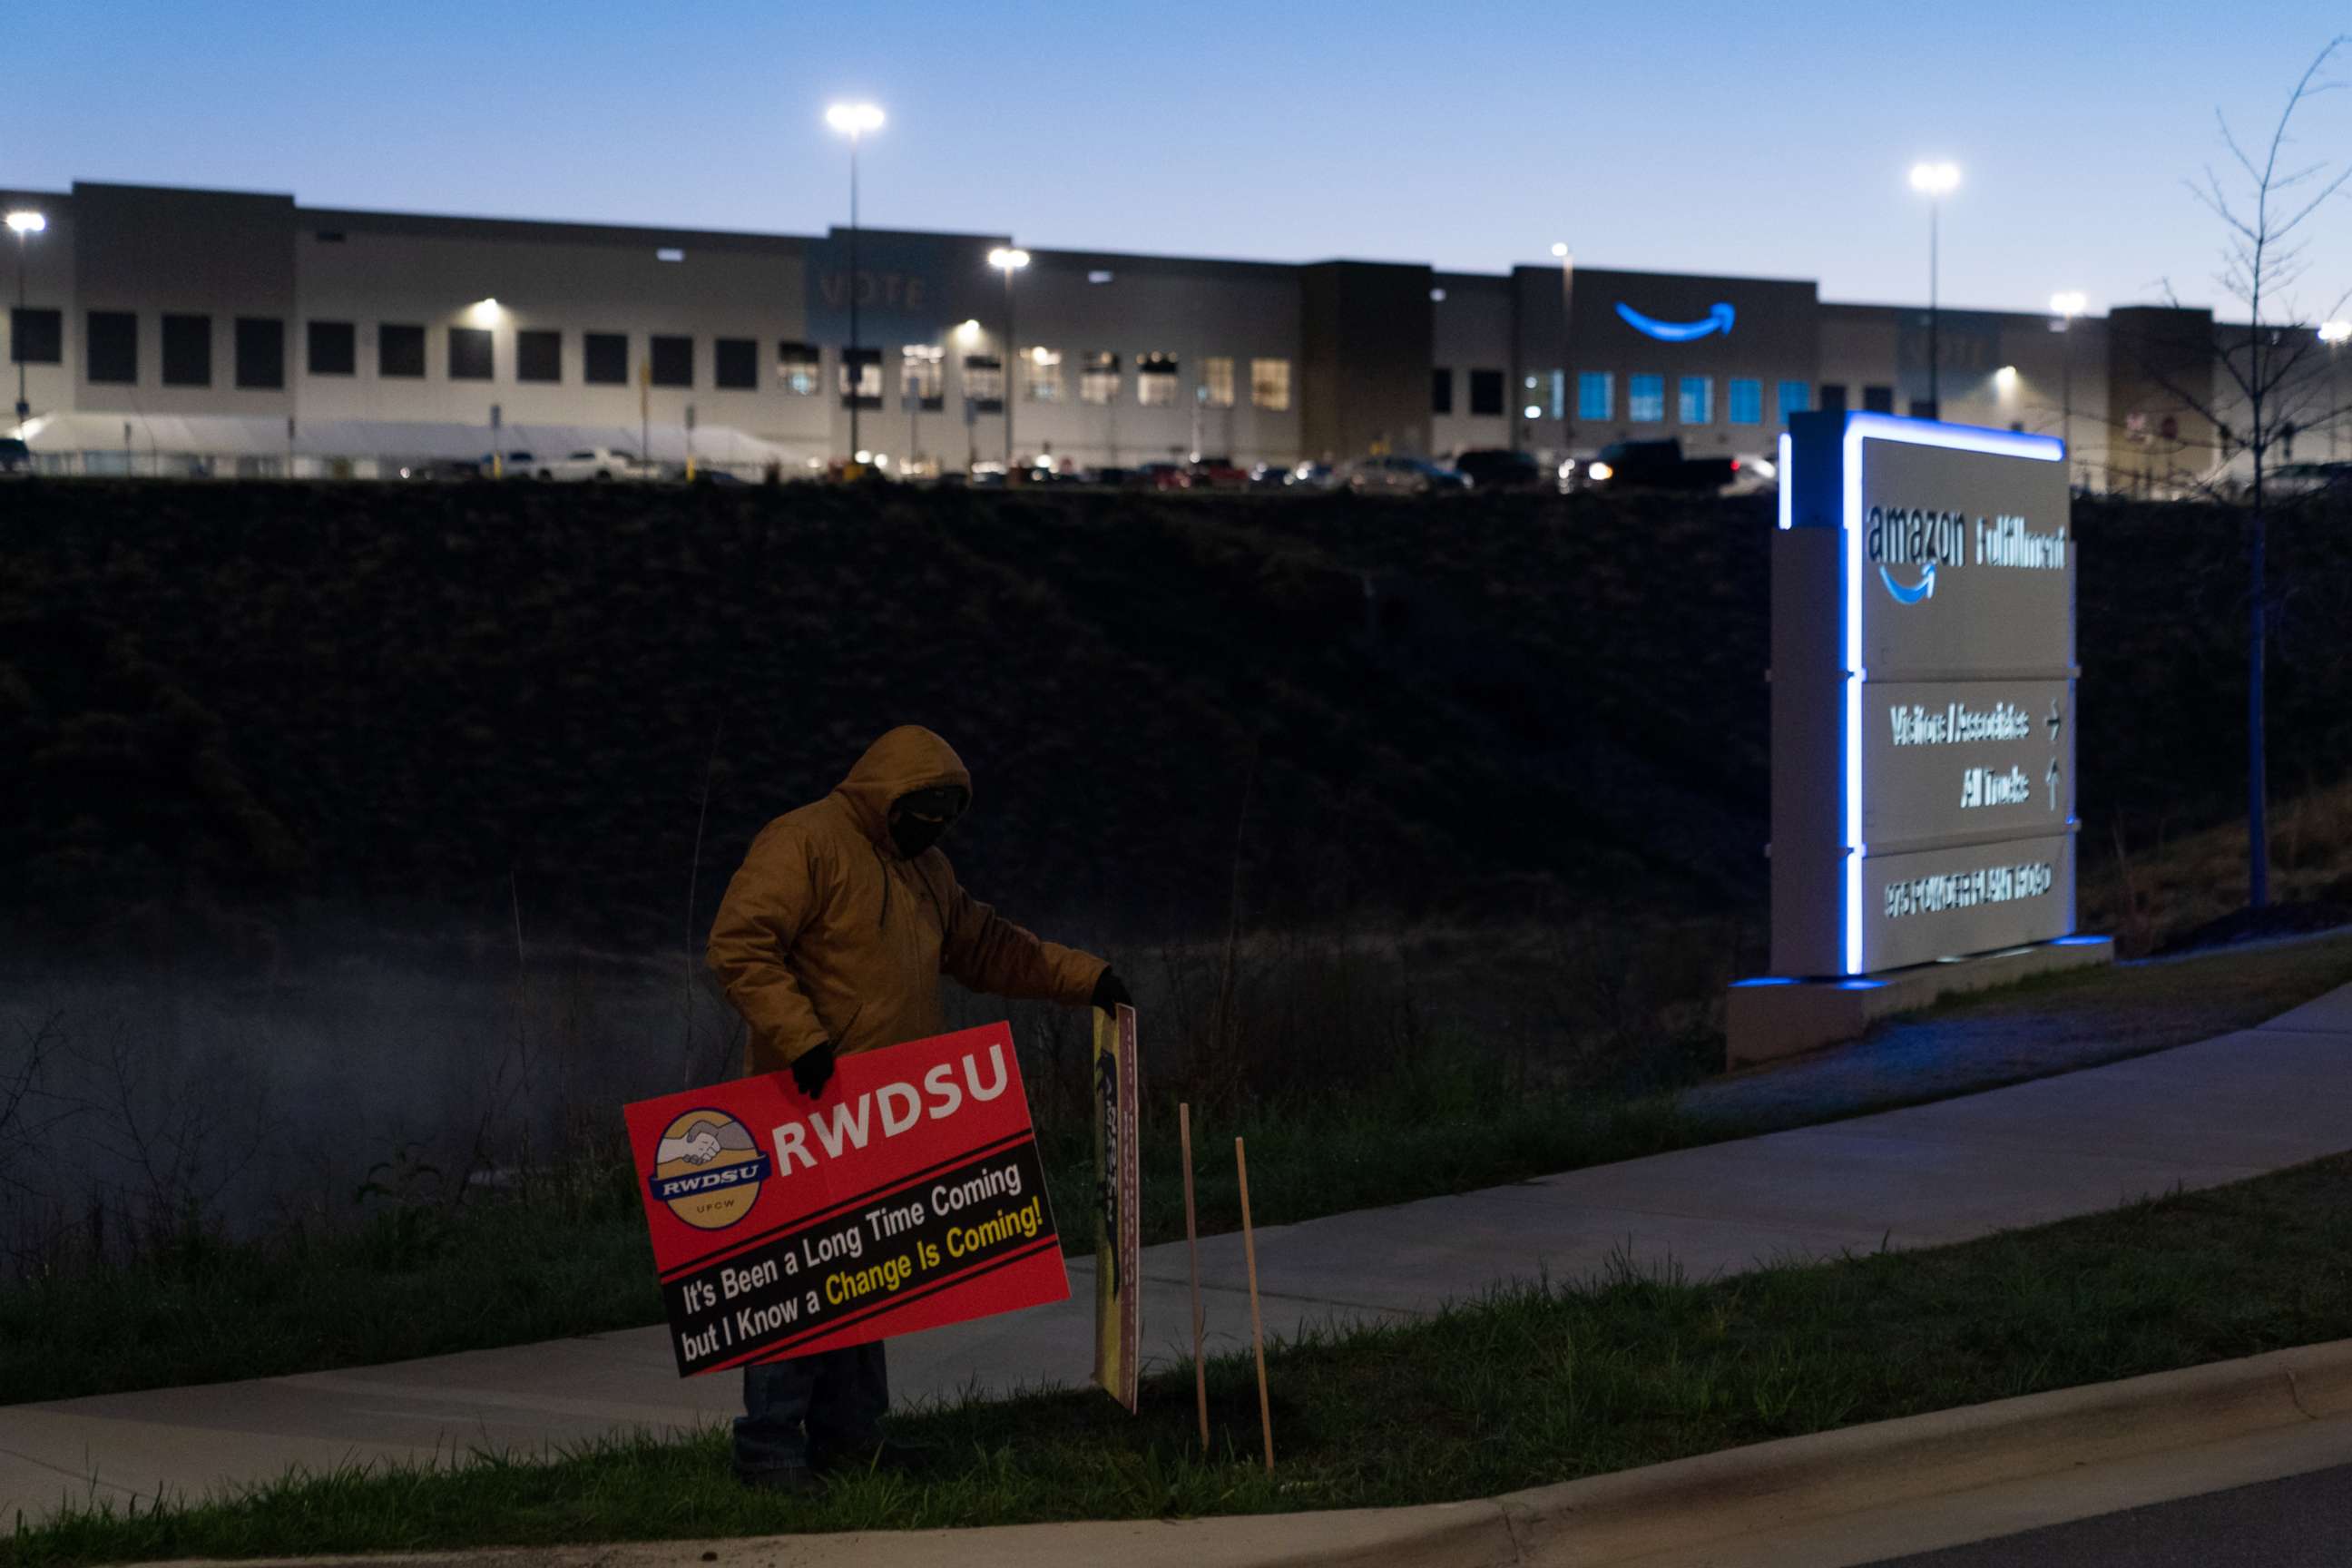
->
xmin=5 ymin=983 xmax=2349 ymax=1526
xmin=1864 ymin=1462 xmax=2352 ymax=1567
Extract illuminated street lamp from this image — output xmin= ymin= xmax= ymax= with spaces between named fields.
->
xmin=987 ymin=246 xmax=1029 ymax=473
xmin=6 ymin=209 xmax=45 ymax=427
xmin=2051 ymin=291 xmax=2087 ymax=484
xmin=1908 ymin=162 xmax=1960 ymax=416
xmin=826 ymin=102 xmax=886 ymax=461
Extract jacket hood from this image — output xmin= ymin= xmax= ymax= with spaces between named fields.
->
xmin=835 ymin=726 xmax=973 ymax=851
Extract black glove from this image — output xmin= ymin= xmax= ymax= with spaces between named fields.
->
xmin=791 ymin=1041 xmax=837 ymax=1099
xmin=1091 ymin=969 xmax=1133 ymax=1014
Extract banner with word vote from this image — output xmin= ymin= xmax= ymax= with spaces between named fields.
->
xmin=622 ymin=1024 xmax=1067 ymax=1377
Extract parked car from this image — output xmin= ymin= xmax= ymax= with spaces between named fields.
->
xmin=1450 ymin=448 xmax=1544 ymax=491
xmin=1562 ymin=439 xmax=1739 ymax=494
xmin=542 ymin=446 xmax=654 ymax=482
xmin=1185 ymin=455 xmax=1251 ymax=490
xmin=479 ymin=449 xmax=541 ymax=476
xmin=0 ymin=436 xmax=30 ymax=476
xmin=1722 ymin=452 xmax=1780 ymax=497
xmin=1249 ymin=461 xmax=1293 ymax=489
xmin=2269 ymin=461 xmax=2352 ymax=498
xmin=1285 ymin=461 xmax=1338 ymax=490
xmin=1343 ymin=455 xmax=1471 ymax=495
xmin=1135 ymin=461 xmax=1189 ymax=490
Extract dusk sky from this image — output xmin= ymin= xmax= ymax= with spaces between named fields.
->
xmin=13 ymin=2 xmax=2351 ymax=319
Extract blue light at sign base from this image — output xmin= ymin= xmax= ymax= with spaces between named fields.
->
xmin=1836 ymin=414 xmax=2065 ymax=976
xmin=1730 ymin=976 xmax=1800 ymax=988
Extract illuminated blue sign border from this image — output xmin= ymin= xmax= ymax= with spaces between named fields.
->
xmin=1615 ymin=301 xmax=1736 ymax=342
xmin=1831 ymin=414 xmax=2064 ymax=975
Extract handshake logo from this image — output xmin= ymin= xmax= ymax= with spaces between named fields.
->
xmin=650 ymin=1109 xmax=772 ymax=1231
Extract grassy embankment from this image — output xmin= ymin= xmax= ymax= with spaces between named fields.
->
xmin=11 ymin=1149 xmax=2352 ymax=1565
xmin=5 ymin=926 xmax=2349 ymax=1408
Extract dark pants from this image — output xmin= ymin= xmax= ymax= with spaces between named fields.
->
xmin=734 ymin=1341 xmax=888 ymax=1475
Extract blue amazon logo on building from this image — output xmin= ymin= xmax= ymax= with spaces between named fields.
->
xmin=1616 ymin=301 xmax=1736 ymax=341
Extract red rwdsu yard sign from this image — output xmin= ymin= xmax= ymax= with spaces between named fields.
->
xmin=623 ymin=1024 xmax=1068 ymax=1377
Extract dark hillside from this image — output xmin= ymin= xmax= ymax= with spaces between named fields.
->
xmin=1 ymin=482 xmax=2344 ymax=955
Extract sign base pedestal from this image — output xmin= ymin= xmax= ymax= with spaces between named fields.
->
xmin=1727 ymin=936 xmax=2113 ymax=1069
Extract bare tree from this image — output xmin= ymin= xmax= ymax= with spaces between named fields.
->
xmin=2146 ymin=39 xmax=2352 ymax=909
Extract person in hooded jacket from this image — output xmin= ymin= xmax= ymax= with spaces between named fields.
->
xmin=705 ymin=724 xmax=1132 ymax=1492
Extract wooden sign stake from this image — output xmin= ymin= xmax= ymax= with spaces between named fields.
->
xmin=1181 ymin=1102 xmax=1210 ymax=1452
xmin=1236 ymin=1135 xmax=1274 ymax=1471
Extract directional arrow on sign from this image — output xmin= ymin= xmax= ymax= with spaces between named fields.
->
xmin=2047 ymin=757 xmax=2062 ymax=812
xmin=2046 ymin=698 xmax=2063 ymax=745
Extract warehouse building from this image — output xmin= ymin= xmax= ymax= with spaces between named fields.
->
xmin=0 ymin=180 xmax=2309 ymax=489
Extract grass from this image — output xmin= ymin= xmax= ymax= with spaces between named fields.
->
xmin=7 ymin=925 xmax=2350 ymax=1409
xmin=12 ymin=1150 xmax=2352 ymax=1565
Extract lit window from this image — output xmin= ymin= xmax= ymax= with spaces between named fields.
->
xmin=657 ymin=248 xmax=685 ymax=262
xmin=1430 ymin=288 xmax=1446 ymax=302
xmin=1577 ymin=370 xmax=1611 ymax=420
xmin=963 ymin=354 xmax=1004 ymax=405
xmin=1137 ymin=353 xmax=1179 ymax=407
xmin=1728 ymin=378 xmax=1763 ymax=425
xmin=1628 ymin=374 xmax=1665 ymax=422
xmin=1250 ymin=358 xmax=1290 ymax=411
xmin=778 ymin=341 xmax=820 ymax=395
xmin=1679 ymin=376 xmax=1712 ymax=425
xmin=1081 ymin=350 xmax=1120 ymax=405
xmin=1778 ymin=380 xmax=1810 ymax=421
xmin=902 ymin=345 xmax=944 ymax=407
xmin=1024 ymin=346 xmax=1063 ymax=402
xmin=838 ymin=347 xmax=882 ymax=405
xmin=1088 ymin=270 xmax=1114 ymax=285
xmin=1201 ymin=356 xmax=1235 ymax=408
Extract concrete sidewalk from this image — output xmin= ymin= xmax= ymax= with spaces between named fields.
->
xmin=6 ymin=983 xmax=2350 ymax=1527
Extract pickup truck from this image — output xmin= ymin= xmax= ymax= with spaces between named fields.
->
xmin=1563 ymin=439 xmax=1740 ymax=494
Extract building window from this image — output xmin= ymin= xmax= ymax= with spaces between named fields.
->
xmin=1251 ymin=358 xmax=1291 ymax=411
xmin=233 ymin=317 xmax=285 ymax=389
xmin=87 ymin=311 xmax=137 ymax=385
xmin=449 ymin=325 xmax=493 ymax=382
xmin=9 ymin=308 xmax=61 ymax=366
xmin=1863 ymin=384 xmax=1895 ymax=414
xmin=714 ymin=337 xmax=756 ymax=390
xmin=1778 ymin=380 xmax=1809 ymax=421
xmin=517 ymin=328 xmax=562 ymax=384
xmin=962 ymin=354 xmax=1004 ymax=407
xmin=308 ymin=319 xmax=356 ymax=377
xmin=838 ymin=347 xmax=881 ymax=406
xmin=1679 ymin=376 xmax=1712 ymax=425
xmin=778 ymin=341 xmax=819 ymax=395
xmin=1576 ymin=370 xmax=1612 ymax=420
xmin=380 ymin=322 xmax=426 ymax=378
xmin=652 ymin=334 xmax=693 ymax=388
xmin=1024 ymin=347 xmax=1063 ymax=402
xmin=1432 ymin=368 xmax=1453 ymax=414
xmin=1728 ymin=378 xmax=1762 ymax=425
xmin=902 ymin=344 xmax=944 ymax=408
xmin=1200 ymin=356 xmax=1235 ymax=408
xmin=1628 ymin=373 xmax=1665 ymax=423
xmin=583 ymin=331 xmax=629 ymax=386
xmin=1081 ymin=350 xmax=1120 ymax=406
xmin=1818 ymin=382 xmax=1848 ymax=415
xmin=1468 ymin=368 xmax=1504 ymax=416
xmin=162 ymin=314 xmax=212 ymax=387
xmin=1137 ymin=353 xmax=1179 ymax=407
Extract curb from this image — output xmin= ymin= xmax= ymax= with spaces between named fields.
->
xmin=143 ymin=1337 xmax=2352 ymax=1568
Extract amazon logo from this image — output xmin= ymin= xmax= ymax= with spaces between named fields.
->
xmin=1865 ymin=505 xmax=1965 ymax=607
xmin=1616 ymin=301 xmax=1736 ymax=342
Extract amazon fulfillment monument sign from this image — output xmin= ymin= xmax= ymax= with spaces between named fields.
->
xmin=1729 ymin=411 xmax=2111 ymax=1065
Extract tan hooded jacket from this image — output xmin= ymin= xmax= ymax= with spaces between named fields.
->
xmin=706 ymin=725 xmax=1108 ymax=1076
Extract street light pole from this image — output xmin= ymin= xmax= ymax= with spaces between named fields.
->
xmin=1552 ymin=241 xmax=1573 ymax=455
xmin=6 ymin=209 xmax=46 ymax=428
xmin=986 ymin=247 xmax=1029 ymax=475
xmin=825 ymin=103 xmax=885 ymax=465
xmin=1908 ymin=162 xmax=1959 ymax=418
xmin=2052 ymin=292 xmax=2087 ymax=489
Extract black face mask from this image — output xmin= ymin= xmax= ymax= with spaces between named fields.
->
xmin=888 ymin=787 xmax=964 ymax=858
